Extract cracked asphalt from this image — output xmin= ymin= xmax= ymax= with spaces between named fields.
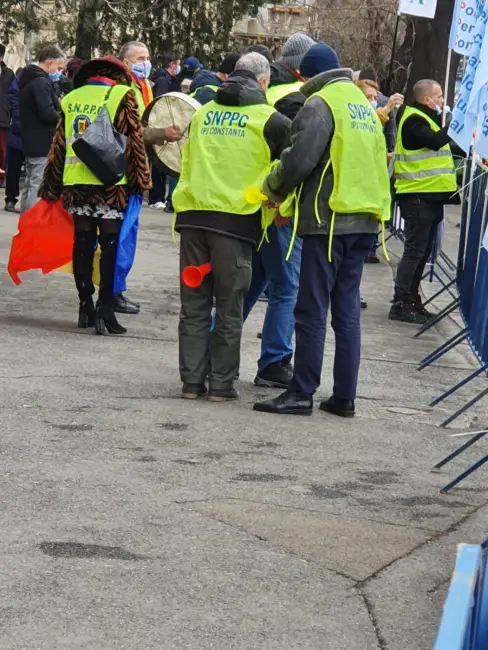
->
xmin=0 ymin=203 xmax=487 ymax=649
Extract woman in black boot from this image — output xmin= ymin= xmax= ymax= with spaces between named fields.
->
xmin=38 ymin=56 xmax=151 ymax=334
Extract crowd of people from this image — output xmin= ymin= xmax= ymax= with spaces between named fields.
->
xmin=0 ymin=32 xmax=460 ymax=415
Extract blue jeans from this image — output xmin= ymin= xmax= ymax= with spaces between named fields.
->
xmin=243 ymin=221 xmax=302 ymax=371
xmin=291 ymin=233 xmax=375 ymax=398
xmin=167 ymin=176 xmax=178 ymax=203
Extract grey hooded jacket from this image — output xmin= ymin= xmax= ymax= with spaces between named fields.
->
xmin=263 ymin=68 xmax=382 ymax=238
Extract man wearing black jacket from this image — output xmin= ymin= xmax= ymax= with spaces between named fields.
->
xmin=152 ymin=53 xmax=180 ymax=98
xmin=19 ymin=44 xmax=64 ymax=214
xmin=389 ymin=79 xmax=459 ymax=324
xmin=0 ymin=44 xmax=14 ymax=186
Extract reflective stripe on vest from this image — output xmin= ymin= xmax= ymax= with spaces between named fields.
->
xmin=266 ymin=81 xmax=302 ymax=106
xmin=310 ymin=81 xmax=391 ymax=220
xmin=61 ymin=84 xmax=131 ymax=187
xmin=172 ymin=101 xmax=275 ymax=215
xmin=394 ymin=106 xmax=457 ymax=194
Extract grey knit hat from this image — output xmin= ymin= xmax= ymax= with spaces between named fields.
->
xmin=279 ymin=32 xmax=316 ymax=70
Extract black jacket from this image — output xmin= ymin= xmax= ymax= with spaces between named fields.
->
xmin=190 ymin=70 xmax=221 ymax=105
xmin=19 ymin=65 xmax=59 ymax=157
xmin=0 ymin=62 xmax=15 ymax=129
xmin=7 ymin=73 xmax=21 ymax=151
xmin=398 ymin=102 xmax=460 ymax=205
xmin=175 ymin=69 xmax=291 ymax=246
xmin=269 ymin=62 xmax=305 ymax=121
xmin=264 ymin=69 xmax=380 ymax=238
xmin=153 ymin=68 xmax=176 ymax=97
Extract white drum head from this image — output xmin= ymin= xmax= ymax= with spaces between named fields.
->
xmin=143 ymin=92 xmax=201 ymax=175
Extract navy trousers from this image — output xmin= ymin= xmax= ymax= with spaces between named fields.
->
xmin=291 ymin=233 xmax=375 ymax=399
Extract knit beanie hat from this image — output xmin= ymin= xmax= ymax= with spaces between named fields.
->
xmin=299 ymin=42 xmax=340 ymax=79
xmin=280 ymin=32 xmax=315 ymax=70
xmin=218 ymin=52 xmax=241 ymax=74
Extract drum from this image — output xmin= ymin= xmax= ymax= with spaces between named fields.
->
xmin=142 ymin=92 xmax=201 ymax=176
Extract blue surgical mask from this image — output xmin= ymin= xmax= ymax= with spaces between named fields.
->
xmin=132 ymin=60 xmax=152 ymax=80
xmin=49 ymin=71 xmax=62 ymax=82
xmin=370 ymin=99 xmax=378 ymax=110
xmin=174 ymin=65 xmax=181 ymax=76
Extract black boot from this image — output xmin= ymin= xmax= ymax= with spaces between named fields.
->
xmin=96 ymin=233 xmax=127 ymax=335
xmin=73 ymin=230 xmax=96 ymax=328
xmin=413 ymin=296 xmax=436 ymax=320
xmin=389 ymin=301 xmax=428 ymax=324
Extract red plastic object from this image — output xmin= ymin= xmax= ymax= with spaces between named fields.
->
xmin=8 ymin=199 xmax=74 ymax=285
xmin=182 ymin=262 xmax=213 ymax=288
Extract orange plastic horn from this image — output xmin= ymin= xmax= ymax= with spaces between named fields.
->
xmin=182 ymin=262 xmax=213 ymax=288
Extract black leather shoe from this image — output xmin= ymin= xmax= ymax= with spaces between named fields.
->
xmin=319 ymin=396 xmax=355 ymax=418
xmin=253 ymin=389 xmax=313 ymax=415
xmin=114 ymin=293 xmax=140 ymax=315
xmin=254 ymin=361 xmax=293 ymax=388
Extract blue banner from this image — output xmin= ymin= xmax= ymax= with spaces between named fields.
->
xmin=449 ymin=0 xmax=479 ymax=54
xmin=448 ymin=1 xmax=488 ymax=152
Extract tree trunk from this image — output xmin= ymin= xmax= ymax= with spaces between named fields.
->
xmin=74 ymin=0 xmax=101 ymax=60
xmin=407 ymin=0 xmax=460 ymax=103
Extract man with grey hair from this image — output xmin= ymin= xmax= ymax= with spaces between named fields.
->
xmin=116 ymin=40 xmax=182 ymax=315
xmin=390 ymin=78 xmax=458 ymax=324
xmin=173 ymin=52 xmax=290 ymax=402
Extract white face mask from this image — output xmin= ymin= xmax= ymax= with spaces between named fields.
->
xmin=434 ymin=105 xmax=443 ymax=116
xmin=370 ymin=99 xmax=378 ymax=110
xmin=174 ymin=65 xmax=181 ymax=76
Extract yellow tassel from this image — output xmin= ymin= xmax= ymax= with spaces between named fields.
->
xmin=328 ymin=211 xmax=336 ymax=263
xmin=285 ymin=184 xmax=303 ymax=261
xmin=381 ymin=220 xmax=390 ymax=262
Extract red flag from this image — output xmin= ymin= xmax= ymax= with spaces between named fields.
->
xmin=8 ymin=199 xmax=74 ymax=285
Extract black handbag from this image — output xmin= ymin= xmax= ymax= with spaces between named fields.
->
xmin=72 ymin=86 xmax=128 ymax=186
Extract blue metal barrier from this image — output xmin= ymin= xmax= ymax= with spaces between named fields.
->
xmin=433 ymin=542 xmax=488 ymax=650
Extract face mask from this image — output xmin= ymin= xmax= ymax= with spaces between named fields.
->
xmin=49 ymin=71 xmax=62 ymax=82
xmin=370 ymin=99 xmax=378 ymax=110
xmin=132 ymin=60 xmax=152 ymax=79
xmin=434 ymin=105 xmax=443 ymax=116
xmin=174 ymin=65 xmax=181 ymax=76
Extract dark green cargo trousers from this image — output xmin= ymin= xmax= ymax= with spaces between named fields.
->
xmin=179 ymin=228 xmax=253 ymax=390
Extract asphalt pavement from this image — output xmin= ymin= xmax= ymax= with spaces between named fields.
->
xmin=0 ymin=202 xmax=486 ymax=649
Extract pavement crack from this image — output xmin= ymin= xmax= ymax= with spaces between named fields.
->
xmin=357 ymin=589 xmax=388 ymax=650
xmin=356 ymin=501 xmax=487 ymax=589
xmin=182 ymin=503 xmax=355 ymax=583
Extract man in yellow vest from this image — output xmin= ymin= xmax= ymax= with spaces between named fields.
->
xmin=390 ymin=79 xmax=458 ymax=324
xmin=254 ymin=43 xmax=391 ymax=418
xmin=266 ymin=32 xmax=314 ymax=119
xmin=173 ymin=52 xmax=290 ymax=402
xmin=116 ymin=41 xmax=182 ymax=314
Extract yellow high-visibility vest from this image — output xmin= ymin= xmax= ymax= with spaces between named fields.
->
xmin=61 ymin=84 xmax=130 ymax=186
xmin=266 ymin=81 xmax=302 ymax=106
xmin=395 ymin=106 xmax=457 ymax=194
xmin=173 ymin=101 xmax=276 ymax=215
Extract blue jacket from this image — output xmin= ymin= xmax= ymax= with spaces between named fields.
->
xmin=189 ymin=70 xmax=221 ymax=105
xmin=8 ymin=74 xmax=22 ymax=151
